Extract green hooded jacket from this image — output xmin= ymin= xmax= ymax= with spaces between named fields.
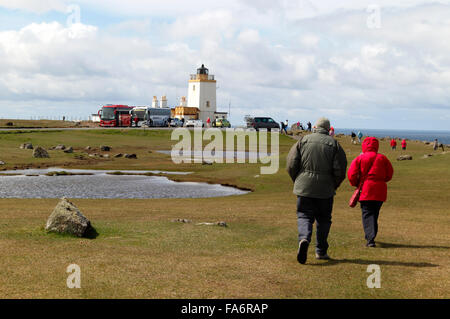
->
xmin=286 ymin=128 xmax=348 ymax=199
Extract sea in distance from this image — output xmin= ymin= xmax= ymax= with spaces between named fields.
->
xmin=335 ymin=128 xmax=450 ymax=145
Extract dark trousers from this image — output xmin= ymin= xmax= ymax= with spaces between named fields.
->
xmin=360 ymin=201 xmax=383 ymax=244
xmin=296 ymin=196 xmax=333 ymax=255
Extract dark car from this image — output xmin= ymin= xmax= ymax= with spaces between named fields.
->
xmin=248 ymin=117 xmax=280 ymax=131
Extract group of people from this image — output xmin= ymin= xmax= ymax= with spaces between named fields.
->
xmin=281 ymin=120 xmax=313 ymax=135
xmin=390 ymin=138 xmax=407 ymax=150
xmin=287 ymin=117 xmax=394 ymax=264
xmin=351 ymin=131 xmax=364 ymax=144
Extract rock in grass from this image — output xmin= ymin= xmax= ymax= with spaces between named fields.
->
xmin=55 ymin=144 xmax=66 ymax=150
xmin=101 ymin=146 xmax=111 ymax=151
xmin=0 ymin=160 xmax=5 ymax=165
xmin=20 ymin=143 xmax=33 ymax=150
xmin=45 ymin=198 xmax=93 ymax=237
xmin=114 ymin=153 xmax=123 ymax=158
xmin=124 ymin=154 xmax=137 ymax=159
xmin=33 ymin=146 xmax=50 ymax=158
xmin=63 ymin=147 xmax=74 ymax=153
xmin=397 ymin=155 xmax=413 ymax=161
xmin=172 ymin=219 xmax=192 ymax=223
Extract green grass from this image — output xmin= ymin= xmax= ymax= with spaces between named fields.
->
xmin=0 ymin=129 xmax=449 ymax=298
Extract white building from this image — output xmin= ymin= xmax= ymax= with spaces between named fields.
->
xmin=187 ymin=64 xmax=218 ymax=123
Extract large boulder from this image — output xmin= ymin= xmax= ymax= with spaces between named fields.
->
xmin=397 ymin=155 xmax=413 ymax=161
xmin=33 ymin=146 xmax=50 ymax=158
xmin=45 ymin=198 xmax=93 ymax=237
xmin=20 ymin=143 xmax=33 ymax=150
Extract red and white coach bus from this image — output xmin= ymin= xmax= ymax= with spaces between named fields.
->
xmin=98 ymin=105 xmax=134 ymax=127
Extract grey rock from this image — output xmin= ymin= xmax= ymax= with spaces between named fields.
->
xmin=55 ymin=145 xmax=66 ymax=150
xmin=45 ymin=198 xmax=93 ymax=237
xmin=63 ymin=147 xmax=73 ymax=153
xmin=101 ymin=146 xmax=111 ymax=152
xmin=20 ymin=143 xmax=33 ymax=150
xmin=397 ymin=155 xmax=413 ymax=161
xmin=172 ymin=218 xmax=192 ymax=223
xmin=114 ymin=153 xmax=123 ymax=158
xmin=196 ymin=221 xmax=228 ymax=227
xmin=33 ymin=146 xmax=50 ymax=158
xmin=124 ymin=154 xmax=137 ymax=159
xmin=85 ymin=146 xmax=91 ymax=151
xmin=103 ymin=154 xmax=110 ymax=158
xmin=0 ymin=160 xmax=5 ymax=165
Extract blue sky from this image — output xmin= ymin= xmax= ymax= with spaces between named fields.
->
xmin=0 ymin=0 xmax=449 ymax=130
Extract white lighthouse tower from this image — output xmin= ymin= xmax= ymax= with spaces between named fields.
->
xmin=187 ymin=64 xmax=217 ymax=123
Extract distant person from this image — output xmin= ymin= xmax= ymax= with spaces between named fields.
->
xmin=307 ymin=122 xmax=312 ymax=132
xmin=348 ymin=137 xmax=394 ymax=247
xmin=206 ymin=117 xmax=211 ymax=128
xmin=390 ymin=138 xmax=397 ymax=150
xmin=351 ymin=132 xmax=357 ymax=144
xmin=62 ymin=116 xmax=65 ymax=122
xmin=401 ymin=139 xmax=407 ymax=150
xmin=286 ymin=117 xmax=347 ymax=264
xmin=329 ymin=126 xmax=335 ymax=138
xmin=280 ymin=121 xmax=286 ymax=134
xmin=181 ymin=118 xmax=185 ymax=127
xmin=284 ymin=120 xmax=289 ymax=134
xmin=433 ymin=139 xmax=439 ymax=151
xmin=297 ymin=121 xmax=300 ymax=129
xmin=357 ymin=131 xmax=363 ymax=143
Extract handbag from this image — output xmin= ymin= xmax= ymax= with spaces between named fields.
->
xmin=349 ymin=155 xmax=377 ymax=208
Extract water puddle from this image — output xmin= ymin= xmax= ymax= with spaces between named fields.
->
xmin=0 ymin=168 xmax=249 ymax=199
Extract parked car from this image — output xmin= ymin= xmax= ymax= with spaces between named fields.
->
xmin=185 ymin=119 xmax=204 ymax=128
xmin=248 ymin=117 xmax=280 ymax=131
xmin=169 ymin=118 xmax=183 ymax=127
xmin=213 ymin=119 xmax=231 ymax=128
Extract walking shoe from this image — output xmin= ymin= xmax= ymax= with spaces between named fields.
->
xmin=366 ymin=242 xmax=376 ymax=248
xmin=297 ymin=239 xmax=309 ymax=264
xmin=315 ymin=253 xmax=330 ymax=260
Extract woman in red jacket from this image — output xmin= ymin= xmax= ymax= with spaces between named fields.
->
xmin=401 ymin=139 xmax=407 ymax=150
xmin=390 ymin=138 xmax=397 ymax=150
xmin=348 ymin=137 xmax=394 ymax=247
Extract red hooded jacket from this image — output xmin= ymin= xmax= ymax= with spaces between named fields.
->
xmin=401 ymin=139 xmax=407 ymax=148
xmin=390 ymin=139 xmax=397 ymax=147
xmin=348 ymin=137 xmax=394 ymax=202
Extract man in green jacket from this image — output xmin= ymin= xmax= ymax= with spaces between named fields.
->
xmin=286 ymin=117 xmax=347 ymax=264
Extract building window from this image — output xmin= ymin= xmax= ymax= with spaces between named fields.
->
xmin=206 ymin=101 xmax=210 ymax=107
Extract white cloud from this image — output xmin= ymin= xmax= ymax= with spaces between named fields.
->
xmin=1 ymin=1 xmax=450 ymax=129
xmin=0 ymin=0 xmax=66 ymax=13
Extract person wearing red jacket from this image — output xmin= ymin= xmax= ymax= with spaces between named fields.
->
xmin=390 ymin=138 xmax=397 ymax=150
xmin=348 ymin=137 xmax=394 ymax=247
xmin=401 ymin=139 xmax=407 ymax=150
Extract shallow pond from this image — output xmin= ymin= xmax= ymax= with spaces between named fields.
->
xmin=0 ymin=168 xmax=249 ymax=199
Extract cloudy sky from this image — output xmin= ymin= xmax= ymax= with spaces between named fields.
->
xmin=0 ymin=0 xmax=449 ymax=130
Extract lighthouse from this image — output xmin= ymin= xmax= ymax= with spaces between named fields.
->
xmin=187 ymin=64 xmax=217 ymax=123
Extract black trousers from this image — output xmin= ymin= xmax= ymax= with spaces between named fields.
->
xmin=360 ymin=201 xmax=383 ymax=244
xmin=297 ymin=196 xmax=334 ymax=255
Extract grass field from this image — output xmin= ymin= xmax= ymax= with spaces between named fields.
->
xmin=0 ymin=128 xmax=449 ymax=298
